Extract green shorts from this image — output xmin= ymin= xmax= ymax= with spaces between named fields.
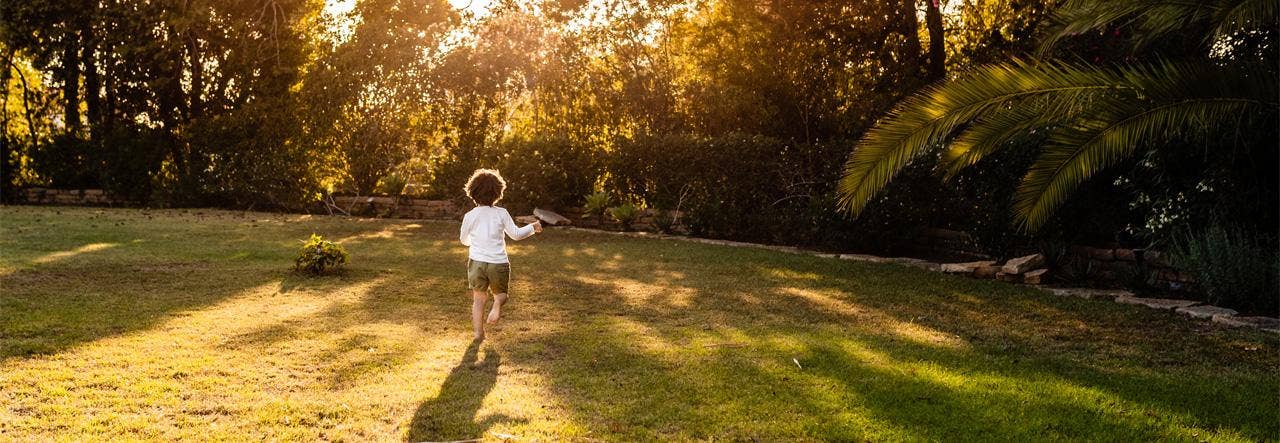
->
xmin=466 ymin=259 xmax=511 ymax=294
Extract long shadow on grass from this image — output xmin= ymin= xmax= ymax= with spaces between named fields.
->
xmin=0 ymin=260 xmax=290 ymax=362
xmin=0 ymin=209 xmax=419 ymax=363
xmin=510 ymin=239 xmax=1279 ymax=440
xmin=745 ymin=257 xmax=1280 ymax=438
xmin=406 ymin=339 xmax=513 ymax=442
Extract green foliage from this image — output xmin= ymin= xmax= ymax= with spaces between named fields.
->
xmin=838 ymin=0 xmax=1278 ymax=234
xmin=609 ymin=133 xmax=964 ymax=249
xmin=1172 ymin=223 xmax=1279 ymax=315
xmin=608 ymin=203 xmax=642 ymax=231
xmin=294 ymin=234 xmax=349 ymax=275
xmin=1040 ymin=0 xmax=1277 ymax=54
xmin=427 ymin=137 xmax=602 ymax=213
xmin=180 ymin=98 xmax=322 ymax=209
xmin=30 ymin=134 xmax=98 ymax=188
xmin=377 ymin=172 xmax=408 ymax=196
xmin=1055 ymin=255 xmax=1102 ymax=286
xmin=652 ymin=211 xmax=678 ymax=234
xmin=488 ymin=137 xmax=602 ymax=214
xmin=582 ymin=192 xmax=613 ymax=223
xmin=840 ymin=59 xmax=1277 ymax=232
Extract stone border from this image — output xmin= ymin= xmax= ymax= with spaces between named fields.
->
xmin=551 ymin=225 xmax=1278 ymax=335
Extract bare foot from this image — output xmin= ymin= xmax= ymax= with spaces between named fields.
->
xmin=487 ymin=293 xmax=508 ymax=324
xmin=474 ymin=331 xmax=485 ymax=341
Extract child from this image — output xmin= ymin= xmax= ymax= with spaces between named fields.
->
xmin=459 ymin=169 xmax=542 ymax=340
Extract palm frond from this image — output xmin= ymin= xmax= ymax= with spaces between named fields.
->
xmin=1012 ymin=62 xmax=1277 ymax=230
xmin=1213 ymin=0 xmax=1278 ymax=40
xmin=838 ymin=60 xmax=1128 ymax=216
xmin=1038 ymin=0 xmax=1215 ymax=55
xmin=1036 ymin=0 xmax=1276 ymax=55
xmin=941 ymin=93 xmax=1097 ymax=179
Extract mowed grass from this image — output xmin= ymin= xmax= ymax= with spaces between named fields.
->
xmin=0 ymin=206 xmax=1277 ymax=442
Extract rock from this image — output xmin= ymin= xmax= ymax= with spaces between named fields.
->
xmin=838 ymin=254 xmax=888 ymax=263
xmin=533 ymin=208 xmax=571 ymax=226
xmin=1044 ymin=287 xmax=1132 ymax=299
xmin=887 ymin=257 xmax=941 ymax=272
xmin=1115 ymin=296 xmax=1198 ymax=310
xmin=1023 ymin=268 xmax=1049 ymax=285
xmin=996 ymin=272 xmax=1022 ymax=283
xmin=974 ymin=265 xmax=1001 ymax=279
xmin=1212 ymin=316 xmax=1280 ymax=332
xmin=515 ymin=215 xmax=539 ymax=225
xmin=940 ymin=260 xmax=997 ymax=274
xmin=1143 ymin=250 xmax=1170 ymax=266
xmin=1175 ymin=305 xmax=1237 ymax=319
xmin=1001 ymin=253 xmax=1045 ymax=275
xmin=1114 ymin=249 xmax=1137 ymax=261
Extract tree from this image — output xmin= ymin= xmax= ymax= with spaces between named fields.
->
xmin=837 ymin=0 xmax=1278 ymax=232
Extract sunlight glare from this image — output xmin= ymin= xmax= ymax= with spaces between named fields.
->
xmin=449 ymin=0 xmax=493 ymax=16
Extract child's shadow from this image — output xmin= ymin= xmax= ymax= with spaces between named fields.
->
xmin=406 ymin=339 xmax=519 ymax=442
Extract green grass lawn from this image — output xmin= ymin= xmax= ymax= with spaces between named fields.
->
xmin=1 ymin=206 xmax=1276 ymax=441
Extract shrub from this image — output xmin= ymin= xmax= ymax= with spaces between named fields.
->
xmin=608 ymin=203 xmax=642 ymax=231
xmin=427 ymin=136 xmax=602 ymax=213
xmin=294 ymin=234 xmax=349 ymax=275
xmin=607 ymin=133 xmax=955 ymax=249
xmin=378 ymin=172 xmax=408 ymax=196
xmin=181 ymin=98 xmax=323 ymax=209
xmin=1172 ymin=223 xmax=1279 ymax=315
xmin=652 ymin=211 xmax=678 ymax=234
xmin=582 ymin=192 xmax=612 ymax=224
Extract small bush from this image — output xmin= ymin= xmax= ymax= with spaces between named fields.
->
xmin=609 ymin=203 xmax=642 ymax=231
xmin=582 ymin=192 xmax=612 ymax=224
xmin=652 ymin=211 xmax=678 ymax=234
xmin=377 ymin=172 xmax=408 ymax=196
xmin=1055 ymin=255 xmax=1101 ymax=286
xmin=1172 ymin=223 xmax=1279 ymax=315
xmin=294 ymin=234 xmax=349 ymax=275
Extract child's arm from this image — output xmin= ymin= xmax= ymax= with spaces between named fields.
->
xmin=501 ymin=209 xmax=537 ymax=241
xmin=459 ymin=212 xmax=475 ymax=246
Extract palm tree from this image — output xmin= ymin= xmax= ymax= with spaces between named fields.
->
xmin=837 ymin=0 xmax=1277 ymax=231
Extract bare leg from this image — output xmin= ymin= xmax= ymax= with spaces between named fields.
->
xmin=471 ymin=290 xmax=488 ymax=340
xmin=487 ymin=293 xmax=508 ymax=324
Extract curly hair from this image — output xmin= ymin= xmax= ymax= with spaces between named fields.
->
xmin=464 ymin=169 xmax=506 ymax=206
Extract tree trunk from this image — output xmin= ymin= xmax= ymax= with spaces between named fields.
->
xmin=61 ymin=24 xmax=82 ymax=135
xmin=1 ymin=48 xmax=13 ymax=202
xmin=103 ymin=39 xmax=116 ymax=132
xmin=186 ymin=33 xmax=203 ymax=119
xmin=898 ymin=0 xmax=922 ymax=70
xmin=82 ymin=15 xmax=102 ymax=138
xmin=1 ymin=47 xmax=12 ymax=128
xmin=924 ymin=0 xmax=946 ymax=81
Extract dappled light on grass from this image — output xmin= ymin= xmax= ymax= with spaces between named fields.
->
xmin=30 ymin=242 xmax=118 ymax=265
xmin=778 ymin=287 xmax=968 ymax=349
xmin=335 ymin=223 xmax=423 ymax=244
xmin=0 ymin=207 xmax=1276 ymax=440
xmin=575 ymin=275 xmax=697 ymax=308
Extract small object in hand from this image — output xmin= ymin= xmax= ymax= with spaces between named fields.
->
xmin=533 ymin=208 xmax=570 ymax=226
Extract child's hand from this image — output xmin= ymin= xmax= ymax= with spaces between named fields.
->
xmin=532 ymin=221 xmax=543 ymax=233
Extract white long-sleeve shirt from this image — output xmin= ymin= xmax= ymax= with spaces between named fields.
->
xmin=459 ymin=205 xmax=535 ymax=263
